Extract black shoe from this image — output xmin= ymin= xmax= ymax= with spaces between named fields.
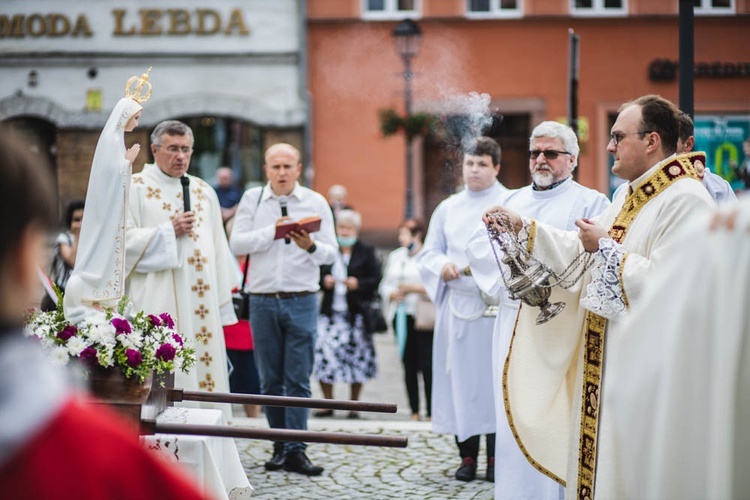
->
xmin=346 ymin=411 xmax=360 ymax=419
xmin=455 ymin=457 xmax=477 ymax=482
xmin=284 ymin=451 xmax=324 ymax=476
xmin=313 ymin=409 xmax=334 ymax=418
xmin=486 ymin=457 xmax=495 ymax=482
xmin=264 ymin=445 xmax=286 ymax=471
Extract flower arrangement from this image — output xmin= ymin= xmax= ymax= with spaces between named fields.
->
xmin=25 ymin=296 xmax=196 ymax=383
xmin=378 ymin=108 xmax=436 ymax=140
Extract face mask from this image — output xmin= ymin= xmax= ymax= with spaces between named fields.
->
xmin=337 ymin=236 xmax=357 ymax=248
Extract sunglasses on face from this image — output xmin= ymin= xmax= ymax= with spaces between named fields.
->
xmin=529 ymin=149 xmax=571 ymax=160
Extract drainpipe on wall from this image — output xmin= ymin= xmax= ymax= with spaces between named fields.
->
xmin=298 ymin=0 xmax=314 ymax=187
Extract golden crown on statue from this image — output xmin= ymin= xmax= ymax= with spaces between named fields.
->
xmin=125 ymin=67 xmax=153 ymax=104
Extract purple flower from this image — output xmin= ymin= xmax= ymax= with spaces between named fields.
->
xmin=171 ymin=333 xmax=184 ymax=347
xmin=56 ymin=325 xmax=78 ymax=341
xmin=155 ymin=343 xmax=176 ymax=362
xmin=111 ymin=318 xmax=132 ymax=335
xmin=147 ymin=314 xmax=162 ymax=327
xmin=79 ymin=347 xmax=98 ymax=368
xmin=125 ymin=348 xmax=142 ymax=367
xmin=159 ymin=313 xmax=175 ymax=329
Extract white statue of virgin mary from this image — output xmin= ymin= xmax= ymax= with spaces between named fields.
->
xmin=64 ymin=71 xmax=151 ymax=324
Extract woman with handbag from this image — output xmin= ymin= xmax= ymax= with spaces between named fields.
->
xmin=379 ymin=218 xmax=433 ymax=421
xmin=314 ymin=210 xmax=381 ymax=418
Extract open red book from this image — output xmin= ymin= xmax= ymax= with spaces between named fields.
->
xmin=274 ymin=216 xmax=322 ymax=240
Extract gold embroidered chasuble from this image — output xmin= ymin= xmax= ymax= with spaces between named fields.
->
xmin=502 ymin=153 xmax=715 ymax=499
xmin=125 ymin=164 xmax=239 ymax=416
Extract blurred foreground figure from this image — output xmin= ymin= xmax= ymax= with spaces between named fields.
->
xmin=0 ymin=133 xmax=205 ymax=499
xmin=607 ymin=197 xmax=750 ymax=500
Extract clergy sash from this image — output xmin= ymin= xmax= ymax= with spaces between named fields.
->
xmin=576 ymin=152 xmax=704 ymax=499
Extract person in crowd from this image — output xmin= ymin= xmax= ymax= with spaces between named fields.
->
xmin=380 ymin=218 xmax=433 ymax=422
xmin=230 ymin=143 xmax=337 ymax=476
xmin=0 ymin=134 xmax=206 ymax=499
xmin=417 ymin=136 xmax=509 ymax=483
xmin=125 ymin=120 xmax=239 ymax=420
xmin=607 ymin=197 xmax=750 ymax=500
xmin=41 ymin=199 xmax=85 ymax=311
xmin=482 ymin=95 xmax=714 ymax=498
xmin=223 ymin=218 xmax=261 ymax=418
xmin=466 ymin=120 xmax=609 ymax=497
xmin=676 ymin=111 xmax=736 ymax=203
xmin=730 ymin=138 xmax=750 ymax=190
xmin=327 ymin=184 xmax=352 ymax=220
xmin=214 ymin=166 xmax=244 ymax=224
xmin=314 ymin=209 xmax=380 ymax=419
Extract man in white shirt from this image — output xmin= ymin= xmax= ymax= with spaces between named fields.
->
xmin=230 ymin=143 xmax=337 ymax=476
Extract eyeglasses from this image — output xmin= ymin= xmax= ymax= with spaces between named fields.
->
xmin=529 ymin=149 xmax=571 ymax=160
xmin=158 ymin=145 xmax=193 ymax=155
xmin=610 ymin=131 xmax=653 ymax=147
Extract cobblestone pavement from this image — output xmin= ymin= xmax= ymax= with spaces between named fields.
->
xmin=232 ymin=419 xmax=493 ymax=499
xmin=229 ymin=333 xmax=494 ymax=498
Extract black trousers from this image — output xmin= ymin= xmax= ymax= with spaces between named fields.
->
xmin=401 ymin=315 xmax=433 ymax=416
xmin=456 ymin=434 xmax=496 ymax=460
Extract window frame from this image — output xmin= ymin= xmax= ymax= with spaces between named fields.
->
xmin=465 ymin=0 xmax=524 ymax=19
xmin=692 ymin=0 xmax=735 ymax=16
xmin=361 ymin=0 xmax=422 ymax=20
xmin=570 ymin=0 xmax=628 ymax=18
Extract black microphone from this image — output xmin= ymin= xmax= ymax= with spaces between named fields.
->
xmin=279 ymin=195 xmax=290 ymax=244
xmin=180 ymin=176 xmax=191 ymax=212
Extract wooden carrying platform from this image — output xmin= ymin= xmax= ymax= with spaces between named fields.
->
xmin=98 ymin=373 xmax=408 ymax=449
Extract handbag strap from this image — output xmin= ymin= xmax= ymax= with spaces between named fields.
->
xmin=240 ymin=185 xmax=265 ymax=290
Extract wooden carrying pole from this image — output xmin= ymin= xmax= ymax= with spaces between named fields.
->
xmin=142 ymin=421 xmax=408 ymax=448
xmin=171 ymin=389 xmax=397 ymax=413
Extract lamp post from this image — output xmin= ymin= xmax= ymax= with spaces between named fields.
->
xmin=392 ymin=19 xmax=422 ymax=219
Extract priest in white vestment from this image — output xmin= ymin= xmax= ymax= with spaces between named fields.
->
xmin=481 ymin=96 xmax=715 ymax=499
xmin=465 ymin=121 xmax=609 ymax=499
xmin=606 ymin=196 xmax=750 ymax=500
xmin=125 ymin=121 xmax=240 ymax=418
xmin=416 ymin=137 xmax=509 ymax=482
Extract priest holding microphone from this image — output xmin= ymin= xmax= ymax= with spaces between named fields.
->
xmin=125 ymin=120 xmax=240 ymax=420
xmin=230 ymin=143 xmax=338 ymax=476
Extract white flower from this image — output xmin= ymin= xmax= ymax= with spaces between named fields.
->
xmin=66 ymin=336 xmax=89 ymax=356
xmin=120 ymin=332 xmax=142 ymax=350
xmin=88 ymin=323 xmax=116 ymax=346
xmin=49 ymin=346 xmax=70 ymax=366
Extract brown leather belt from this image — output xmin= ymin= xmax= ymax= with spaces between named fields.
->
xmin=249 ymin=291 xmax=316 ymax=299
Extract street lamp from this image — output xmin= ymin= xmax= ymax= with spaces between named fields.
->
xmin=392 ymin=19 xmax=422 ymax=219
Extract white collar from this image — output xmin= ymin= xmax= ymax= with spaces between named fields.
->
xmin=262 ymin=182 xmax=304 ymax=201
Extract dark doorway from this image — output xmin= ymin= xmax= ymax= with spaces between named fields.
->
xmin=421 ymin=113 xmax=531 ymax=219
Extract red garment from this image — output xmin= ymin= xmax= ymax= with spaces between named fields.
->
xmin=223 ymin=319 xmax=253 ymax=351
xmin=0 ymin=397 xmax=209 ymax=500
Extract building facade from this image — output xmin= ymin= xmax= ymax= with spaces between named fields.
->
xmin=0 ymin=0 xmax=307 ymax=213
xmin=308 ymin=0 xmax=750 ymax=243
xmin=2 ymin=0 xmax=748 ymax=243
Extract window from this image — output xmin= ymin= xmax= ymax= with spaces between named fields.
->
xmin=363 ymin=0 xmax=420 ymax=19
xmin=693 ymin=0 xmax=734 ymax=15
xmin=466 ymin=0 xmax=522 ymax=18
xmin=571 ymin=0 xmax=627 ymax=17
